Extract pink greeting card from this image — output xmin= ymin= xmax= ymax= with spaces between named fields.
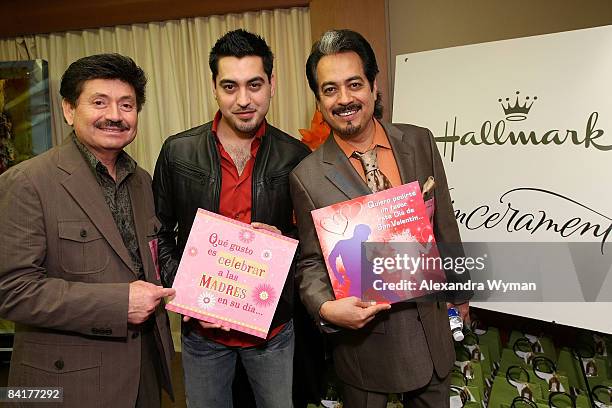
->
xmin=311 ymin=181 xmax=445 ymax=303
xmin=166 ymin=209 xmax=298 ymax=338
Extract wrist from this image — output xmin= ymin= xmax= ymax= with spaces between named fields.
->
xmin=319 ymin=300 xmax=331 ymax=320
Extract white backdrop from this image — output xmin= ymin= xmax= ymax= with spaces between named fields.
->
xmin=393 ymin=25 xmax=612 ymax=333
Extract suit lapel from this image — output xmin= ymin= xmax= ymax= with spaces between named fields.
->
xmin=58 ymin=141 xmax=136 ymax=275
xmin=321 ymin=135 xmax=371 ymax=200
xmin=128 ymin=173 xmax=155 ymax=281
xmin=382 ymin=122 xmax=416 ymax=185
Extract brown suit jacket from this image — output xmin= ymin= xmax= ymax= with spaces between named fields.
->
xmin=0 ymin=139 xmax=174 ymax=407
xmin=289 ymin=122 xmax=460 ymax=393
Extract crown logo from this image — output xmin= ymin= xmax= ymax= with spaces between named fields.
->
xmin=498 ymin=91 xmax=537 ymax=121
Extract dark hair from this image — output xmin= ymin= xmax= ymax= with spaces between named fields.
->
xmin=306 ymin=29 xmax=383 ymax=118
xmin=60 ymin=53 xmax=147 ymax=112
xmin=209 ymin=29 xmax=274 ymax=82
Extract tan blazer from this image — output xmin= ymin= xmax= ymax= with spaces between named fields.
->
xmin=0 ymin=140 xmax=174 ymax=407
xmin=289 ymin=122 xmax=461 ymax=393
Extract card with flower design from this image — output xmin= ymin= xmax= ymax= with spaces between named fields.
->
xmin=311 ymin=181 xmax=446 ymax=303
xmin=166 ymin=209 xmax=298 ymax=338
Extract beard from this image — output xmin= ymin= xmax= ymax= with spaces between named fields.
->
xmin=228 ymin=115 xmax=263 ymax=135
xmin=233 ymin=120 xmax=260 ymax=134
xmin=331 ymin=120 xmax=361 ymax=137
xmin=329 ymin=102 xmax=363 ymax=137
xmin=226 ymin=107 xmax=266 ymax=136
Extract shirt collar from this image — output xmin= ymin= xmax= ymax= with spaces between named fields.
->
xmin=72 ymin=133 xmax=136 ymax=180
xmin=333 ymin=119 xmax=391 ymax=158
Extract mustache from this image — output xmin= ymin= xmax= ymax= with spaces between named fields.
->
xmin=332 ymin=103 xmax=361 ymax=115
xmin=95 ymin=120 xmax=130 ymax=130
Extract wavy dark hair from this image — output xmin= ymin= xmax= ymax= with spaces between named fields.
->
xmin=209 ymin=29 xmax=274 ymax=82
xmin=60 ymin=53 xmax=146 ymax=111
xmin=306 ymin=29 xmax=382 ymax=118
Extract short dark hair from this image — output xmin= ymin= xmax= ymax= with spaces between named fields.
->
xmin=306 ymin=29 xmax=383 ymax=118
xmin=60 ymin=53 xmax=147 ymax=112
xmin=209 ymin=29 xmax=274 ymax=82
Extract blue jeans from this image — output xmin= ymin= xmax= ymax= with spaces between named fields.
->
xmin=181 ymin=320 xmax=295 ymax=408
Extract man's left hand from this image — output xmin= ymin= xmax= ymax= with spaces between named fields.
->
xmin=448 ymin=301 xmax=470 ymax=325
xmin=251 ymin=222 xmax=281 ymax=235
xmin=183 ymin=315 xmax=231 ymax=332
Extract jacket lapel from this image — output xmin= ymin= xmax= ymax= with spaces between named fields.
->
xmin=57 ymin=141 xmax=136 ymax=275
xmin=128 ymin=173 xmax=156 ymax=281
xmin=321 ymin=134 xmax=371 ymax=200
xmin=382 ymin=122 xmax=416 ymax=185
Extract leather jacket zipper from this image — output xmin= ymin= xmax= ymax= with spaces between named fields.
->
xmin=172 ymin=159 xmax=208 ymax=184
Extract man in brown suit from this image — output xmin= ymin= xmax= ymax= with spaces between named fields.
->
xmin=0 ymin=54 xmax=175 ymax=407
xmin=289 ymin=30 xmax=471 ymax=407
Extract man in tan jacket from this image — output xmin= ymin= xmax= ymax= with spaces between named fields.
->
xmin=0 ymin=54 xmax=175 ymax=407
xmin=290 ymin=30 xmax=470 ymax=407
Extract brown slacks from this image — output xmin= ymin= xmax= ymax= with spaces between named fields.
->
xmin=342 ymin=372 xmax=450 ymax=408
xmin=135 ymin=327 xmax=162 ymax=408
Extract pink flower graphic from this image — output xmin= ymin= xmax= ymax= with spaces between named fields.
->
xmin=261 ymin=249 xmax=272 ymax=261
xmin=197 ymin=291 xmax=217 ymax=310
xmin=252 ymin=283 xmax=276 ymax=308
xmin=238 ymin=229 xmax=256 ymax=244
xmin=188 ymin=246 xmax=198 ymax=257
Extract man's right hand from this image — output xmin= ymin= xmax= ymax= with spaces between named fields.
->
xmin=319 ymin=297 xmax=391 ymax=330
xmin=128 ymin=281 xmax=175 ymax=324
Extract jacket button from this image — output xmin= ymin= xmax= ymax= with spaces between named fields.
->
xmin=80 ymin=229 xmax=87 ymax=238
xmin=54 ymin=359 xmax=64 ymax=370
xmin=132 ymin=332 xmax=139 ymax=339
xmin=153 ymin=225 xmax=158 ymax=233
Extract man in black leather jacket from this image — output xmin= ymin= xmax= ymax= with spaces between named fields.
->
xmin=152 ymin=30 xmax=311 ymax=408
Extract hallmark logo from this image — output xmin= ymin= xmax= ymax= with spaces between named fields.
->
xmin=435 ymin=91 xmax=612 ymax=162
xmin=499 ymin=91 xmax=537 ymax=121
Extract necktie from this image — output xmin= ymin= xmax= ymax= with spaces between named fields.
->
xmin=352 ymin=147 xmax=392 ymax=193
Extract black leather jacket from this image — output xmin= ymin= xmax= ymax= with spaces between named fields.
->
xmin=152 ymin=121 xmax=310 ymax=329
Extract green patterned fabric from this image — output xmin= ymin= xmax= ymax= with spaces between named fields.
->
xmin=460 ymin=331 xmax=494 ymax=379
xmin=473 ymin=324 xmax=502 ymax=363
xmin=450 ymin=384 xmax=483 ymax=407
xmin=454 ymin=343 xmax=487 ymax=393
xmin=488 ymin=367 xmax=545 ymax=408
xmin=557 ymin=348 xmax=588 ymax=391
xmin=507 ymin=331 xmax=557 ymax=363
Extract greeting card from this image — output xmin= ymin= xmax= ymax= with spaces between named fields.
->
xmin=166 ymin=209 xmax=298 ymax=338
xmin=311 ymin=181 xmax=445 ymax=303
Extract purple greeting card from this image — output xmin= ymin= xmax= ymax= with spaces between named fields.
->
xmin=311 ymin=181 xmax=445 ymax=303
